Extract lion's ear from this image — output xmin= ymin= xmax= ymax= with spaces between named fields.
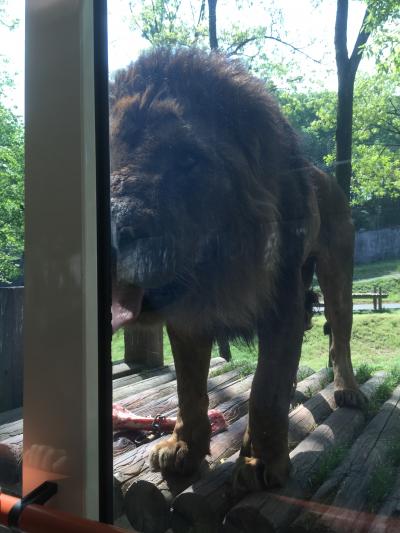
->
xmin=111 ymin=95 xmax=144 ymax=147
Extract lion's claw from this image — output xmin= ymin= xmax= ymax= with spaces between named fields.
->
xmin=149 ymin=438 xmax=203 ymax=476
xmin=232 ymin=455 xmax=290 ymax=496
xmin=334 ymin=388 xmax=368 ymax=409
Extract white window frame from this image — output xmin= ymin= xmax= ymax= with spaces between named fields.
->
xmin=24 ymin=0 xmax=112 ymax=521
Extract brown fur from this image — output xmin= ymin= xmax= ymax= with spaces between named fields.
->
xmin=110 ymin=48 xmax=365 ymax=491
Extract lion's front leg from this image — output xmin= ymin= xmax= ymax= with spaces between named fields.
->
xmin=234 ymin=285 xmax=305 ymax=494
xmin=149 ymin=324 xmax=212 ymax=476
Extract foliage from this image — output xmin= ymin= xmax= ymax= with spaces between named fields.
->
xmin=355 ymin=363 xmax=373 ymax=384
xmin=0 ymin=102 xmax=24 ymax=283
xmin=366 ymin=365 xmax=400 ymax=423
xmin=129 ymin=0 xmax=208 ymax=47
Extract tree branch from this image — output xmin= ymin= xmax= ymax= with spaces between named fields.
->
xmin=349 ymin=9 xmax=371 ymax=74
xmin=197 ymin=0 xmax=206 ymax=27
xmin=227 ymin=34 xmax=321 ymax=64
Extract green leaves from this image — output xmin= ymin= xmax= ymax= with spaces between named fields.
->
xmin=0 ymin=103 xmax=24 ymax=283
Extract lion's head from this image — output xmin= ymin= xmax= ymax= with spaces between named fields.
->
xmin=110 ymin=48 xmax=302 ymax=336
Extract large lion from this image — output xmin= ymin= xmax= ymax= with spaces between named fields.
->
xmin=110 ymin=48 xmax=364 ymax=492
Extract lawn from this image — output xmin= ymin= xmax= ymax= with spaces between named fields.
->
xmin=352 ymin=259 xmax=400 ymax=302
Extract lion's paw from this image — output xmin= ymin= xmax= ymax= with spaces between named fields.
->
xmin=232 ymin=455 xmax=290 ymax=496
xmin=149 ymin=438 xmax=203 ymax=476
xmin=334 ymin=388 xmax=368 ymax=410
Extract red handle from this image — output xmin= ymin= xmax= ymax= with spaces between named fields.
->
xmin=0 ymin=492 xmax=135 ymax=533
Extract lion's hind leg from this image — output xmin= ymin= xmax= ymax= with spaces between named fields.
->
xmin=315 ymin=222 xmax=366 ymax=409
xmin=149 ymin=325 xmax=212 ymax=475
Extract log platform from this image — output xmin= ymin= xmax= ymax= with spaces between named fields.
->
xmin=1 ymin=359 xmax=399 ymax=533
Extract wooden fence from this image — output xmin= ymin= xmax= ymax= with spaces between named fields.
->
xmin=0 ymin=287 xmax=24 ymax=412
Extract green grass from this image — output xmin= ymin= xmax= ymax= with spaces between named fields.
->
xmin=367 ymin=365 xmax=400 ymax=418
xmin=352 ymin=259 xmax=400 ymax=302
xmin=355 ymin=363 xmax=373 ymax=384
xmin=367 ymin=441 xmax=400 ymax=512
xmin=302 ymin=312 xmax=400 ymax=372
xmin=310 ymin=445 xmax=349 ymax=489
xmin=353 ymin=259 xmax=400 ymax=281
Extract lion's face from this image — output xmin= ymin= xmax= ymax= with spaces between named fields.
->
xmin=110 ymin=89 xmax=239 ymax=328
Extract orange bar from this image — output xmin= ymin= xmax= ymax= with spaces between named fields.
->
xmin=0 ymin=492 xmax=19 ymax=525
xmin=0 ymin=492 xmax=136 ymax=533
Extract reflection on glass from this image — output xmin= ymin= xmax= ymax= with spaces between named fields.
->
xmin=108 ymin=2 xmax=400 ymax=531
xmin=0 ymin=0 xmax=25 ymax=499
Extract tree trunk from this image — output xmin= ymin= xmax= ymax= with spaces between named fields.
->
xmin=334 ymin=0 xmax=370 ymax=199
xmin=336 ymin=69 xmax=355 ymax=198
xmin=124 ymin=324 xmax=163 ymax=368
xmin=208 ymin=0 xmax=218 ymax=50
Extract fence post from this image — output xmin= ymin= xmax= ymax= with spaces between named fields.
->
xmin=0 ymin=287 xmax=24 ymax=412
xmin=373 ymin=286 xmax=377 ymax=311
xmin=378 ymin=287 xmax=383 ymax=312
xmin=124 ymin=324 xmax=164 ymax=368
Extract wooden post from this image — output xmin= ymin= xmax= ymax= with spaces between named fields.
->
xmin=217 ymin=339 xmax=231 ymax=361
xmin=0 ymin=287 xmax=24 ymax=412
xmin=373 ymin=285 xmax=377 ymax=311
xmin=124 ymin=324 xmax=164 ymax=368
xmin=378 ymin=286 xmax=383 ymax=312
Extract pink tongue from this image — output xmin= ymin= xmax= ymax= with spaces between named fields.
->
xmin=111 ymin=286 xmax=144 ymax=333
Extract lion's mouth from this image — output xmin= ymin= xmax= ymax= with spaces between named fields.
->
xmin=111 ymin=284 xmax=144 ymax=333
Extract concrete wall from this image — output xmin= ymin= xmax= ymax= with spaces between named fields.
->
xmin=355 ymin=226 xmax=400 ymax=264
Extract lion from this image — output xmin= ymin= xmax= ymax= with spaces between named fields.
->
xmin=110 ymin=48 xmax=365 ymax=492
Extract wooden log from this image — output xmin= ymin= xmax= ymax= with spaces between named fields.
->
xmin=124 ymin=324 xmax=164 ymax=368
xmin=113 ymin=364 xmax=231 ymax=411
xmin=293 ymin=368 xmax=333 ymax=404
xmin=169 ymin=375 xmax=344 ymax=533
xmin=114 ymin=375 xmax=253 ymax=489
xmin=119 ymin=366 xmax=320 ymax=496
xmin=125 ymin=419 xmax=249 ymax=533
xmin=289 ymin=383 xmax=335 ymax=449
xmin=115 ymin=367 xmax=240 ymax=414
xmin=122 ymin=369 xmax=242 ymax=416
xmin=291 ymin=382 xmax=400 ymax=533
xmin=118 ymin=379 xmax=254 ymax=531
xmin=114 ymin=373 xmax=250 ymax=484
xmin=0 ymin=434 xmax=23 ymax=484
xmin=369 ymin=468 xmax=400 ymax=533
xmin=0 ymin=418 xmax=23 ymax=441
xmin=222 ymin=373 xmax=387 ymax=533
xmin=0 ymin=287 xmax=24 ymax=411
xmin=112 ymin=356 xmax=225 ymax=398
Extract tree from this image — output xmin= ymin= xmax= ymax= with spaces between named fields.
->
xmin=334 ymin=0 xmax=400 ymax=198
xmin=129 ymin=0 xmax=208 ymax=47
xmin=0 ymin=0 xmax=23 ymax=283
xmin=0 ymin=103 xmax=24 ymax=283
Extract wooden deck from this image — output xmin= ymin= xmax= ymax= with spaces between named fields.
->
xmin=1 ymin=358 xmax=400 ymax=533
